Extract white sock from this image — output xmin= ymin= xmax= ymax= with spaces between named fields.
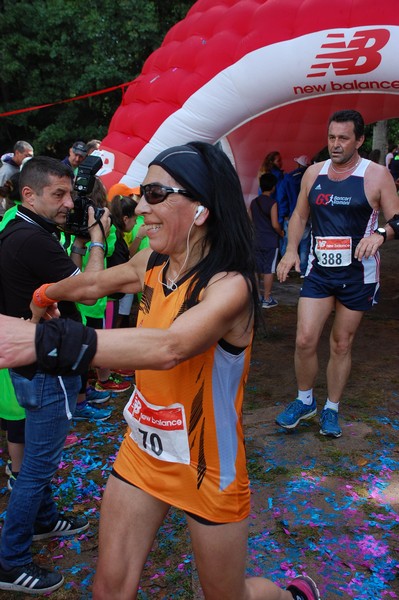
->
xmin=324 ymin=398 xmax=339 ymax=412
xmin=298 ymin=389 xmax=313 ymax=405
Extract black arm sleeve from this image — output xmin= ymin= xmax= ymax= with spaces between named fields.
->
xmin=387 ymin=214 xmax=399 ymax=239
xmin=35 ymin=319 xmax=97 ymax=376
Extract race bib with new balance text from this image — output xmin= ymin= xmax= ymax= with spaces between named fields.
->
xmin=314 ymin=236 xmax=352 ymax=267
xmin=123 ymin=386 xmax=190 ymax=464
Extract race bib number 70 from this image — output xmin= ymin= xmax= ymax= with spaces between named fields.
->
xmin=123 ymin=386 xmax=190 ymax=464
xmin=314 ymin=236 xmax=352 ymax=267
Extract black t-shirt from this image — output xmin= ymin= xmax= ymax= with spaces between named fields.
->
xmin=389 ymin=155 xmax=399 ymax=179
xmin=106 ymin=232 xmax=129 ymax=269
xmin=0 ymin=206 xmax=81 ymax=377
xmin=250 ymin=194 xmax=279 ymax=249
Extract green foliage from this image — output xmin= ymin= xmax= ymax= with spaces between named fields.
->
xmin=0 ymin=0 xmax=193 ymax=155
xmin=386 ymin=119 xmax=399 ymax=145
xmin=2 ymin=0 xmax=397 ymax=160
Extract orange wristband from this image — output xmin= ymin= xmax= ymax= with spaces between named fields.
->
xmin=32 ymin=283 xmax=56 ymax=308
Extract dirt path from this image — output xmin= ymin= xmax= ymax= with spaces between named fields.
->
xmin=242 ymin=241 xmax=399 ymax=599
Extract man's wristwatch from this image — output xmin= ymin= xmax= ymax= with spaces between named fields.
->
xmin=71 ymin=244 xmax=87 ymax=255
xmin=375 ymin=227 xmax=387 ymax=242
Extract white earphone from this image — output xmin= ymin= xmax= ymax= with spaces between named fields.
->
xmin=194 ymin=205 xmax=205 ymax=220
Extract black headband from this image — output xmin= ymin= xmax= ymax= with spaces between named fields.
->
xmin=148 ymin=145 xmax=212 ymax=207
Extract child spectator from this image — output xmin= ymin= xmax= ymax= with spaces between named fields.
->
xmin=249 ymin=173 xmax=284 ymax=308
xmin=109 ymin=192 xmax=148 ymax=328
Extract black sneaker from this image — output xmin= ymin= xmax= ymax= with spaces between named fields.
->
xmin=0 ymin=562 xmax=64 ymax=595
xmin=32 ymin=514 xmax=89 ymax=541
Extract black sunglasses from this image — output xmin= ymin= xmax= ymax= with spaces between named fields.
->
xmin=140 ymin=183 xmax=192 ymax=205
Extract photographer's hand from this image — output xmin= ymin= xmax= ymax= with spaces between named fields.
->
xmin=82 ymin=206 xmax=112 ymax=274
xmin=87 ymin=205 xmax=111 ymax=242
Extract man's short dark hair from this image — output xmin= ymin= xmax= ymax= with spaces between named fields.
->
xmin=19 ymin=156 xmax=74 ymax=195
xmin=328 ymin=110 xmax=365 ymax=140
xmin=259 ymin=172 xmax=277 ymax=193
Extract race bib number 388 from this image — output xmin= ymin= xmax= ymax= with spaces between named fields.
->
xmin=123 ymin=386 xmax=190 ymax=464
xmin=315 ymin=236 xmax=352 ymax=267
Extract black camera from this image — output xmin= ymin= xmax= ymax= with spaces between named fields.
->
xmin=64 ymin=155 xmax=104 ymax=238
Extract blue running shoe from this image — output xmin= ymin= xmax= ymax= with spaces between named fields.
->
xmin=319 ymin=408 xmax=342 ymax=438
xmin=276 ymin=398 xmax=317 ymax=429
xmin=73 ymin=403 xmax=112 ymax=422
xmin=86 ymin=385 xmax=110 ymax=404
xmin=262 ymin=296 xmax=278 ymax=309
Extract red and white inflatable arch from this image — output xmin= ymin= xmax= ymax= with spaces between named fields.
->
xmin=98 ymin=0 xmax=399 ymax=202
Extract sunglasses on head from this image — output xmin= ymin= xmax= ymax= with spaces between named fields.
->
xmin=140 ymin=183 xmax=192 ymax=205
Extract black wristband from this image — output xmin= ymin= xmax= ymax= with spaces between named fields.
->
xmin=387 ymin=214 xmax=399 ymax=239
xmin=35 ymin=319 xmax=97 ymax=376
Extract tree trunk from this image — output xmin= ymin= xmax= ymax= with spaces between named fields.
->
xmin=372 ymin=120 xmax=388 ymax=164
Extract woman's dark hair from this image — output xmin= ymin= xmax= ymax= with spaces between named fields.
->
xmin=87 ymin=177 xmax=107 ymax=208
xmin=181 ymin=142 xmax=259 ymax=327
xmin=109 ymin=194 xmax=138 ymax=232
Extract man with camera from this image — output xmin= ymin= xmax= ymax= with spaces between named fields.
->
xmin=0 ymin=156 xmax=110 ymax=595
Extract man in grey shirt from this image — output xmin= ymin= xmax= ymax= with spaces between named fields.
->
xmin=0 ymin=141 xmax=34 ymax=217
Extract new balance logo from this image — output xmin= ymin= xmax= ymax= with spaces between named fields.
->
xmin=307 ymin=29 xmax=390 ymax=78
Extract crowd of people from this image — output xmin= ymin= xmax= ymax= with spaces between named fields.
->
xmin=0 ymin=111 xmax=398 ymax=598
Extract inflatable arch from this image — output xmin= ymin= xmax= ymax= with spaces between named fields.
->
xmin=98 ymin=0 xmax=399 ymax=202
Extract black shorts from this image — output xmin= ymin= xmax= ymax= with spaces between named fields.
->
xmin=255 ymin=248 xmax=279 ymax=275
xmin=300 ymin=268 xmax=380 ymax=311
xmin=111 ymin=468 xmax=225 ymax=526
xmin=0 ymin=418 xmax=25 ymax=444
